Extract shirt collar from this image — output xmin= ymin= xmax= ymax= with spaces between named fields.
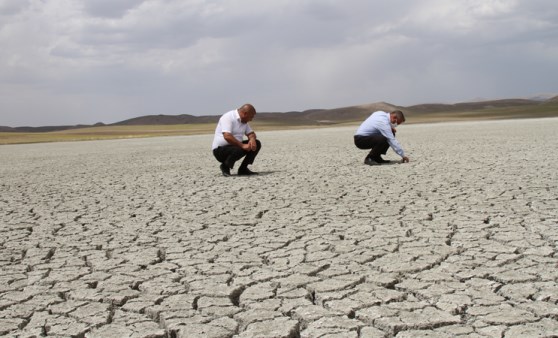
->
xmin=234 ymin=109 xmax=241 ymax=122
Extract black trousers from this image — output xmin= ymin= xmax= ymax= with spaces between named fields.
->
xmin=213 ymin=139 xmax=262 ymax=169
xmin=354 ymin=135 xmax=390 ymax=159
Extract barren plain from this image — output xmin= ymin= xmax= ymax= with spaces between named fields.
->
xmin=1 ymin=118 xmax=557 ymax=337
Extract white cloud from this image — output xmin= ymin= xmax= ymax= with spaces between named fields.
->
xmin=0 ymin=0 xmax=557 ymax=126
xmin=82 ymin=0 xmax=140 ymax=18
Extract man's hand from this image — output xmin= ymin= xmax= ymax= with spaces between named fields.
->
xmin=401 ymin=156 xmax=410 ymax=163
xmin=246 ymin=132 xmax=257 ymax=151
xmin=247 ymin=138 xmax=257 ymax=151
xmin=241 ymin=143 xmax=252 ymax=151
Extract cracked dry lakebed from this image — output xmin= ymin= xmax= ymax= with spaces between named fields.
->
xmin=1 ymin=118 xmax=557 ymax=337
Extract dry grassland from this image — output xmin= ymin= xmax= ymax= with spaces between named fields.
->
xmin=0 ymin=122 xmax=341 ymax=145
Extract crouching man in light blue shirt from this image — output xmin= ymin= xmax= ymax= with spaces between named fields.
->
xmin=354 ymin=110 xmax=410 ymax=165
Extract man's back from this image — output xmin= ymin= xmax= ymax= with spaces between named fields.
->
xmin=355 ymin=111 xmax=389 ymax=136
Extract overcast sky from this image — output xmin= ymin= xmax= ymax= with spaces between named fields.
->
xmin=1 ymin=0 xmax=557 ymax=127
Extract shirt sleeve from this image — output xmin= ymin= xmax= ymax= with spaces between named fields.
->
xmin=221 ymin=114 xmax=233 ymax=134
xmin=379 ymin=121 xmax=405 ymax=157
xmin=245 ymin=124 xmax=254 ymax=135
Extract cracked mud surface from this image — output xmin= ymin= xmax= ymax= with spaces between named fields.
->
xmin=1 ymin=118 xmax=557 ymax=337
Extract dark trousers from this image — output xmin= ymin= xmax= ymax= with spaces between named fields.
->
xmin=354 ymin=135 xmax=390 ymax=159
xmin=213 ymin=139 xmax=262 ymax=169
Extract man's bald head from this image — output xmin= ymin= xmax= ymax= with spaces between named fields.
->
xmin=238 ymin=103 xmax=256 ymax=123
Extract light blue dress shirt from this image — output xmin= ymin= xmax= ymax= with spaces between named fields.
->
xmin=355 ymin=111 xmax=405 ymax=157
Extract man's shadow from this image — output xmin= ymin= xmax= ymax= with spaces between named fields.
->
xmin=253 ymin=171 xmax=277 ymax=176
xmin=220 ymin=170 xmax=279 ymax=177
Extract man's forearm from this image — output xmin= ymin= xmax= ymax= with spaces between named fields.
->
xmin=223 ymin=133 xmax=244 ymax=148
xmin=247 ymin=132 xmax=256 ymax=141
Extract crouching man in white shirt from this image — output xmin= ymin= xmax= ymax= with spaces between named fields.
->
xmin=212 ymin=103 xmax=261 ymax=176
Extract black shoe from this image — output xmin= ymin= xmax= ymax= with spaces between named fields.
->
xmin=220 ymin=163 xmax=231 ymax=176
xmin=364 ymin=157 xmax=380 ymax=166
xmin=238 ymin=168 xmax=258 ymax=176
xmin=371 ymin=156 xmax=391 ymax=164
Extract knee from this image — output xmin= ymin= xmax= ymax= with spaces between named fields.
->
xmin=354 ymin=140 xmax=366 ymax=150
xmin=255 ymin=139 xmax=262 ymax=149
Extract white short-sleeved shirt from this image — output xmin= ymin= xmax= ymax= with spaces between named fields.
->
xmin=211 ymin=109 xmax=254 ymax=150
xmin=355 ymin=111 xmax=405 ymax=157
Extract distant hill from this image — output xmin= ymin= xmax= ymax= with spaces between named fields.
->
xmin=108 ymin=102 xmax=400 ymax=127
xmin=2 ymin=96 xmax=557 ymax=132
xmin=111 ymin=114 xmax=219 ymax=126
xmin=0 ymin=123 xmax=105 ymax=133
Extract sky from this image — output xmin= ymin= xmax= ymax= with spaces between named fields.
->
xmin=1 ymin=0 xmax=557 ymax=127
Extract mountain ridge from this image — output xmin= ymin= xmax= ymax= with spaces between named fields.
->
xmin=2 ymin=97 xmax=557 ymax=133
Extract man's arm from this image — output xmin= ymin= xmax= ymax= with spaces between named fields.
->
xmin=223 ymin=132 xmax=251 ymax=151
xmin=379 ymin=122 xmax=408 ymax=161
xmin=246 ymin=131 xmax=257 ymax=151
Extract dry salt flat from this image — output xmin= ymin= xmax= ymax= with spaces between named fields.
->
xmin=1 ymin=118 xmax=557 ymax=338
